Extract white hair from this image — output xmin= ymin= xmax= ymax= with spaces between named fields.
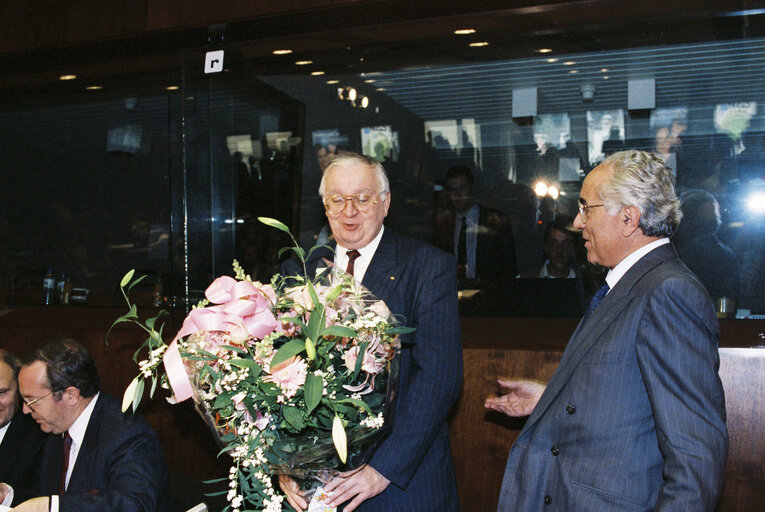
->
xmin=318 ymin=152 xmax=389 ymax=197
xmin=599 ymin=150 xmax=682 ymax=237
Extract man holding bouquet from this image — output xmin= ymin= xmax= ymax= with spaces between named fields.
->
xmin=280 ymin=152 xmax=463 ymax=512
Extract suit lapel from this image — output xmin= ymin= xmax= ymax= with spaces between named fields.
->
xmin=0 ymin=412 xmax=22 ymax=480
xmin=361 ymin=230 xmax=399 ymax=306
xmin=66 ymin=395 xmax=104 ymax=493
xmin=523 ymin=244 xmax=677 ymax=430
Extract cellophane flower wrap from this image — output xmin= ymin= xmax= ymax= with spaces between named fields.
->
xmin=109 ymin=218 xmax=406 ymax=512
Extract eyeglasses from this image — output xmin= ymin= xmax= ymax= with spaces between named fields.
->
xmin=578 ymin=201 xmax=605 ymax=221
xmin=23 ymin=391 xmax=52 ymax=410
xmin=323 ymin=193 xmax=383 ymax=215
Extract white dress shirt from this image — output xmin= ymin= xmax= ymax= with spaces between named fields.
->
xmin=50 ymin=392 xmax=100 ymax=512
xmin=335 ymin=225 xmax=385 ymax=283
xmin=605 ymin=238 xmax=670 ymax=292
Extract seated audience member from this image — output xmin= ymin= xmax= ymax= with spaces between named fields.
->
xmin=433 ymin=165 xmax=518 ymax=286
xmin=0 ymin=349 xmax=47 ymax=504
xmin=1 ymin=339 xmax=169 ymax=512
xmin=538 ymin=214 xmax=577 ymax=278
xmin=673 ymin=189 xmax=739 ymax=298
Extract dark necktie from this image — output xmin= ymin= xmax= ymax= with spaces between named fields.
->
xmin=346 ymin=249 xmax=361 ymax=277
xmin=59 ymin=431 xmax=72 ymax=494
xmin=457 ymin=216 xmax=467 ymax=276
xmin=583 ymin=283 xmax=610 ymax=323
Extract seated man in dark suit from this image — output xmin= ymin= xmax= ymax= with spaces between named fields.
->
xmin=1 ymin=339 xmax=168 ymax=512
xmin=0 ymin=349 xmax=47 ymax=504
xmin=434 ymin=165 xmax=518 ymax=287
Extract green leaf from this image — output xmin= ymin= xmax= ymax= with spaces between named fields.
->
xmin=307 ymin=244 xmax=334 ymax=260
xmin=228 ymin=358 xmax=262 ymax=370
xmin=322 ymin=325 xmax=356 ymax=338
xmin=304 ymin=374 xmax=323 ymax=414
xmin=270 ymin=339 xmax=306 ymax=368
xmin=386 ymin=325 xmax=417 ymax=335
xmin=337 ymin=397 xmax=374 ymax=416
xmin=126 ymin=275 xmax=147 ymax=293
xmin=149 ymin=376 xmax=158 ymax=398
xmin=219 ymin=344 xmax=247 ymax=354
xmin=258 ymin=217 xmax=291 ymax=234
xmin=283 ymin=406 xmax=305 ymax=430
xmin=120 ymin=269 xmax=136 ymax=288
xmin=353 ymin=341 xmax=368 ymax=381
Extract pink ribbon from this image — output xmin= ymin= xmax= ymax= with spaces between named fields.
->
xmin=164 ymin=276 xmax=278 ymax=402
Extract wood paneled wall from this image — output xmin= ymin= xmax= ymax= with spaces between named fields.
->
xmin=1 ymin=306 xmax=762 ymax=511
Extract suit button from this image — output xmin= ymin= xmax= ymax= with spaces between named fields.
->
xmin=566 ymin=404 xmax=576 ymax=414
xmin=544 ymin=495 xmax=552 ymax=505
xmin=551 ymin=445 xmax=560 ymax=456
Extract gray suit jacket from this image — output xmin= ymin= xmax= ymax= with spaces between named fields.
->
xmin=498 ymin=243 xmax=728 ymax=511
xmin=293 ymin=229 xmax=463 ymax=511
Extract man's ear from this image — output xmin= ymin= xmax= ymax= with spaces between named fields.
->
xmin=61 ymin=386 xmax=82 ymax=405
xmin=620 ymin=205 xmax=642 ymax=237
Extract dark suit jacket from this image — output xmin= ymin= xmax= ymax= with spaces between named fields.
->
xmin=498 ymin=243 xmax=728 ymax=511
xmin=1 ymin=407 xmax=47 ymax=504
xmin=37 ymin=393 xmax=169 ymax=512
xmin=290 ymin=229 xmax=463 ymax=511
xmin=433 ymin=206 xmax=518 ymax=284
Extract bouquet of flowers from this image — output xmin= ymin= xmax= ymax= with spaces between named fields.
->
xmin=109 ymin=218 xmax=409 ymax=512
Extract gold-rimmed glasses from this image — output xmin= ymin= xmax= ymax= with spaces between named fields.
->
xmin=578 ymin=201 xmax=605 ymax=221
xmin=323 ymin=192 xmax=383 ymax=215
xmin=23 ymin=391 xmax=52 ymax=411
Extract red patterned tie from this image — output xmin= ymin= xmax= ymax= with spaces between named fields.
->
xmin=59 ymin=431 xmax=72 ymax=494
xmin=346 ymin=249 xmax=361 ymax=277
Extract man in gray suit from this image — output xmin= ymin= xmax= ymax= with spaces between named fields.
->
xmin=485 ymin=150 xmax=727 ymax=511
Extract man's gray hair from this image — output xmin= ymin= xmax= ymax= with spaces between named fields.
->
xmin=599 ymin=150 xmax=682 ymax=237
xmin=318 ymin=152 xmax=390 ymax=197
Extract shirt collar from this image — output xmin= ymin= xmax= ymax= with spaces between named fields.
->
xmin=67 ymin=392 xmax=99 ymax=446
xmin=0 ymin=418 xmax=10 ymax=444
xmin=606 ymin=238 xmax=670 ymax=290
xmin=457 ymin=204 xmax=479 ymax=222
xmin=335 ymin=225 xmax=385 ymax=283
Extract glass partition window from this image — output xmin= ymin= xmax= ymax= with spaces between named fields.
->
xmin=2 ymin=13 xmax=764 ymax=319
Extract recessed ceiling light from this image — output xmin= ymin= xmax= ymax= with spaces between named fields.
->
xmin=568 ymin=70 xmax=579 ymax=74
xmin=272 ymin=49 xmax=293 ymax=55
xmin=311 ymin=71 xmax=325 ymax=76
xmin=563 ymin=61 xmax=576 ymax=66
xmin=601 ymin=68 xmax=609 ymax=72
xmin=469 ymin=42 xmax=489 ymax=47
xmin=326 ymin=80 xmax=339 ymax=84
xmin=376 ymin=87 xmax=386 ymax=91
xmin=295 ymin=60 xmax=313 ymax=66
xmin=59 ymin=74 xmax=77 ymax=81
xmin=603 ymin=75 xmax=610 ymax=80
xmin=85 ymin=85 xmax=102 ymax=90
xmin=536 ymin=48 xmax=553 ymax=53
xmin=364 ymin=79 xmax=376 ymax=83
xmin=546 ymin=58 xmax=559 ymax=63
xmin=454 ymin=28 xmax=476 ymax=35
xmin=166 ymin=85 xmax=179 ymax=91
